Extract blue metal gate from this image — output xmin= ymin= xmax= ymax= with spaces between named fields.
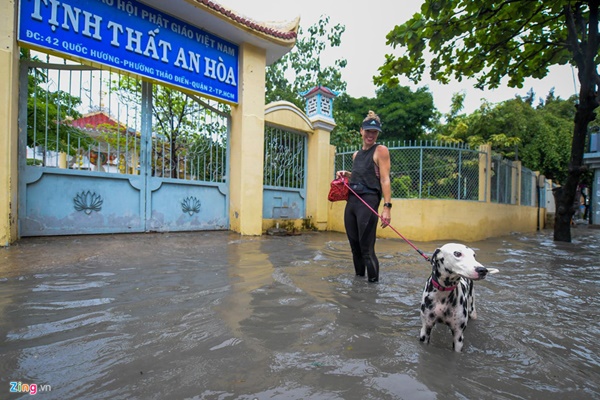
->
xmin=18 ymin=57 xmax=230 ymax=236
xmin=262 ymin=124 xmax=307 ymax=219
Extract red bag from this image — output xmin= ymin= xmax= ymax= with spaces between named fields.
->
xmin=328 ymin=177 xmax=349 ymax=202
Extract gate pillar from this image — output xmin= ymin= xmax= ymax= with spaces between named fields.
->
xmin=302 ymin=86 xmax=337 ymax=230
xmin=306 ymin=125 xmax=336 ymax=230
xmin=229 ymin=43 xmax=266 ymax=235
xmin=478 ymin=144 xmax=491 ymax=202
xmin=0 ymin=0 xmax=18 ymax=246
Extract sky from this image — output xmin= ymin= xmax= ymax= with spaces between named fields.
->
xmin=217 ymin=0 xmax=579 ymax=115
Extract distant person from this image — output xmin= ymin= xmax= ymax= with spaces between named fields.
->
xmin=574 ymin=183 xmax=586 ymax=221
xmin=336 ymin=110 xmax=392 ymax=282
xmin=581 ymin=185 xmax=589 ymax=220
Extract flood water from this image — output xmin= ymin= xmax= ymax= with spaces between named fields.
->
xmin=0 ymin=227 xmax=599 ymax=400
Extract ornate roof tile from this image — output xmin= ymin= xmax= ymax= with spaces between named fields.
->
xmin=196 ymin=0 xmax=299 ymax=41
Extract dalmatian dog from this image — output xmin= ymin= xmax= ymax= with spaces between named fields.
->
xmin=419 ymin=243 xmax=499 ymax=352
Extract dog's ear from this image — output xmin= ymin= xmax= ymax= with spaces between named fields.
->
xmin=431 ymin=248 xmax=441 ymax=264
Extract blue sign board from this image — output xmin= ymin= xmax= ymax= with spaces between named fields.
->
xmin=18 ymin=0 xmax=239 ymax=103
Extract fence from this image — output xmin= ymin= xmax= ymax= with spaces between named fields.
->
xmin=335 ymin=141 xmax=544 ymax=207
xmin=25 ymin=54 xmax=229 ymax=183
xmin=263 ymin=125 xmax=306 ymax=189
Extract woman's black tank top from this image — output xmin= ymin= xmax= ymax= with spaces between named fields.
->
xmin=350 ymin=144 xmax=381 ymax=195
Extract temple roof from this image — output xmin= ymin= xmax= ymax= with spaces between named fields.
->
xmin=300 ymin=86 xmax=339 ymax=98
xmin=68 ymin=111 xmax=119 ymax=129
xmin=67 ymin=111 xmax=137 ymax=136
xmin=142 ymin=0 xmax=299 ymax=65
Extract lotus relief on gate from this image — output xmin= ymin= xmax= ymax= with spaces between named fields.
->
xmin=181 ymin=196 xmax=201 ymax=215
xmin=73 ymin=191 xmax=103 ymax=215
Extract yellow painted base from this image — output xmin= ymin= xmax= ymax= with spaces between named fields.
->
xmin=327 ymin=199 xmax=546 ymax=242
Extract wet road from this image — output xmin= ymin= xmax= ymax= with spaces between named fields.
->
xmin=1 ymin=228 xmax=599 ymax=399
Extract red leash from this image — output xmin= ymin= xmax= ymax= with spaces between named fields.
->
xmin=343 ymin=181 xmax=431 ymax=262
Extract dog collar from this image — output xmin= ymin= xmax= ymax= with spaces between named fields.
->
xmin=431 ymin=276 xmax=457 ymax=292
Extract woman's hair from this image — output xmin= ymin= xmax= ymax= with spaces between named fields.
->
xmin=363 ymin=110 xmax=381 ymax=124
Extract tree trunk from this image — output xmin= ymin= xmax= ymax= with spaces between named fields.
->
xmin=553 ymin=91 xmax=596 ymax=242
xmin=554 ymin=1 xmax=600 ymax=242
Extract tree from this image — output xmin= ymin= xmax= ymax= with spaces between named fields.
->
xmin=331 ymin=86 xmax=437 ymax=148
xmin=111 ymin=77 xmax=228 ymax=179
xmin=376 ymin=0 xmax=600 ymax=242
xmin=329 ymin=93 xmax=366 ymax=148
xmin=532 ymin=95 xmax=579 ymax=183
xmin=433 ymin=88 xmax=578 ymax=184
xmin=265 ymin=15 xmax=347 ymax=109
xmin=372 ymin=85 xmax=436 ymax=141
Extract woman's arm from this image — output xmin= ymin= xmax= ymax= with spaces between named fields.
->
xmin=375 ymin=145 xmax=392 ymax=227
xmin=375 ymin=145 xmax=392 ymax=204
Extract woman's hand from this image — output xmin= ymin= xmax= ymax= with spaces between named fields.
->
xmin=336 ymin=170 xmax=351 ymax=179
xmin=380 ymin=208 xmax=391 ymax=228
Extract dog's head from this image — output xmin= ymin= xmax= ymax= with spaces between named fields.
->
xmin=431 ymin=243 xmax=499 ymax=281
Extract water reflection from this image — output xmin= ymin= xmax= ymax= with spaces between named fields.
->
xmin=0 ymin=228 xmax=598 ymax=399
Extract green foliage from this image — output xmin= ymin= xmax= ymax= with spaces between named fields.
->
xmin=372 ymin=85 xmax=436 ymax=141
xmin=331 ymin=85 xmax=437 ymax=147
xmin=26 ymin=158 xmax=44 ymax=166
xmin=376 ymin=0 xmax=576 ymax=90
xmin=330 ymin=93 xmax=367 ymax=148
xmin=525 ymin=98 xmax=576 ymax=183
xmin=265 ymin=15 xmax=347 ymax=109
xmin=96 ymin=122 xmax=138 ymax=151
xmin=432 ymin=92 xmax=576 ymax=184
xmin=387 ymin=145 xmax=480 ymax=200
xmin=392 ymin=175 xmax=416 ymax=198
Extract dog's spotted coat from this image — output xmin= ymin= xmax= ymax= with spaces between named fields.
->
xmin=419 ymin=243 xmax=497 ymax=352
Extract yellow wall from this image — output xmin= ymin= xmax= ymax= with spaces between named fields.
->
xmin=327 ymin=199 xmax=545 ymax=242
xmin=265 ymin=102 xmax=313 ymax=132
xmin=0 ymin=0 xmax=18 ymax=246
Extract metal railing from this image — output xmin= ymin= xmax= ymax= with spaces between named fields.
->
xmin=490 ymin=155 xmax=515 ymax=204
xmin=521 ymin=166 xmax=536 ymax=206
xmin=335 ymin=141 xmax=545 ymax=207
xmin=336 ymin=141 xmax=483 ymax=201
xmin=263 ymin=125 xmax=307 ymax=189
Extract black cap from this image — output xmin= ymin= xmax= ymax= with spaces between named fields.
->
xmin=361 ymin=118 xmax=382 ymax=132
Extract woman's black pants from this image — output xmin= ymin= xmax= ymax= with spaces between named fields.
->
xmin=344 ymin=192 xmax=381 ymax=282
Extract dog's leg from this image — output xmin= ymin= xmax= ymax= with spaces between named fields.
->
xmin=451 ymin=327 xmax=465 ymax=352
xmin=419 ymin=321 xmax=433 ymax=344
xmin=420 ymin=287 xmax=435 ymax=344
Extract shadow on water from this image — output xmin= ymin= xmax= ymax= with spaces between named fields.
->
xmin=0 ymin=228 xmax=599 ymax=399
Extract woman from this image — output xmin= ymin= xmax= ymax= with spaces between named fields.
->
xmin=336 ymin=110 xmax=392 ymax=282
